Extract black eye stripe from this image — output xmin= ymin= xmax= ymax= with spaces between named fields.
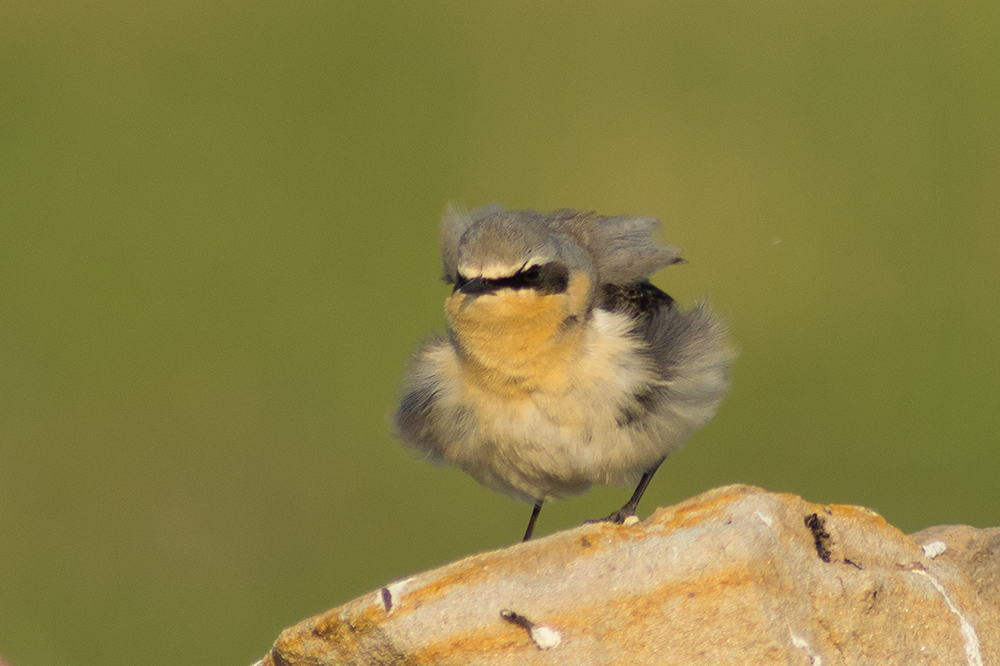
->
xmin=456 ymin=262 xmax=569 ymax=295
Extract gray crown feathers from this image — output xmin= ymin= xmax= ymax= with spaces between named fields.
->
xmin=439 ymin=203 xmax=682 ymax=286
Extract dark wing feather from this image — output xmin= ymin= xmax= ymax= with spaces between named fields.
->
xmin=599 ymin=281 xmax=675 ymax=319
xmin=600 ymin=285 xmax=734 ymax=432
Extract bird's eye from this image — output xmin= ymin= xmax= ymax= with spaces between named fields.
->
xmin=521 ymin=265 xmax=542 ymax=282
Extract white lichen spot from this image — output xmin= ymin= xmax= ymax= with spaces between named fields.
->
xmin=530 ymin=625 xmax=562 ymax=650
xmin=789 ymin=630 xmax=822 ymax=665
xmin=922 ymin=541 xmax=947 ymax=559
xmin=754 ymin=510 xmax=774 ymax=528
xmin=622 ymin=515 xmax=640 ymax=527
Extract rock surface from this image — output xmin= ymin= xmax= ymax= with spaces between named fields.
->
xmin=255 ymin=485 xmax=1000 ymax=665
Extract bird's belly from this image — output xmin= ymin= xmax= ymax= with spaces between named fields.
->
xmin=443 ymin=391 xmax=672 ymax=502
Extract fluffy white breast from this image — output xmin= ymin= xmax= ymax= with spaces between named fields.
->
xmin=417 ymin=310 xmax=684 ymax=501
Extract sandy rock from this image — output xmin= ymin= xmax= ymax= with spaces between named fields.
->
xmin=911 ymin=524 xmax=1000 ymax=618
xmin=255 ymin=485 xmax=1000 ymax=666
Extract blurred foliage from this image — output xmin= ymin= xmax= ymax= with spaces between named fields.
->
xmin=1 ymin=2 xmax=998 ymax=665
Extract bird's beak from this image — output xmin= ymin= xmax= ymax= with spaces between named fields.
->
xmin=458 ymin=277 xmax=495 ymax=295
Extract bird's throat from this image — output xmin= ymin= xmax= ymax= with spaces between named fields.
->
xmin=447 ymin=294 xmax=587 ymax=393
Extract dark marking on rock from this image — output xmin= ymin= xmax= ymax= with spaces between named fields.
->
xmin=500 ymin=609 xmax=536 ymax=630
xmin=805 ymin=513 xmax=832 ymax=562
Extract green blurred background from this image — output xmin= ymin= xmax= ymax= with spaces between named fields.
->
xmin=2 ymin=2 xmax=998 ymax=664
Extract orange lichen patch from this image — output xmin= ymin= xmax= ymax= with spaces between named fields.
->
xmin=629 ymin=567 xmax=756 ymax=624
xmin=825 ymin=503 xmax=888 ymax=527
xmin=375 ymin=555 xmax=537 ymax=616
xmin=542 ymin=564 xmax=756 ymax=632
xmin=380 ymin=532 xmax=616 ymax=615
xmin=310 ymin=604 xmax=384 ymax=640
xmin=411 ymin=627 xmax=529 ymax=664
xmin=797 ymin=499 xmax=925 ymax=565
xmin=648 ymin=484 xmax=754 ymax=532
xmin=398 ymin=565 xmax=496 ymax=612
xmin=773 ymin=493 xmax=889 ymax=530
xmin=549 ymin=521 xmax=652 ymax=552
xmin=566 ymin=528 xmax=654 ymax=553
xmin=268 ymin=605 xmax=394 ymax=664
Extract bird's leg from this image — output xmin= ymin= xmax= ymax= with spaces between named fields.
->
xmin=588 ymin=458 xmax=665 ymax=525
xmin=522 ymin=500 xmax=543 ymax=541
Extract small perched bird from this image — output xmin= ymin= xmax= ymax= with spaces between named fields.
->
xmin=395 ymin=204 xmax=734 ymax=541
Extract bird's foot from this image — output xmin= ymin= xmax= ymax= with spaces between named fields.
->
xmin=584 ymin=506 xmax=636 ymax=526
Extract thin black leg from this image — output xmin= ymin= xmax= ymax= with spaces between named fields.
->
xmin=588 ymin=458 xmax=665 ymax=525
xmin=522 ymin=500 xmax=543 ymax=541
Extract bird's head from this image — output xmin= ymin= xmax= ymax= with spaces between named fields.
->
xmin=442 ymin=208 xmax=596 ymax=386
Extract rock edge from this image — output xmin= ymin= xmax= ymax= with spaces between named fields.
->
xmin=255 ymin=485 xmax=1000 ymax=666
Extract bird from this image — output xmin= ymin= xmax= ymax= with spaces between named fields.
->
xmin=394 ymin=203 xmax=735 ymax=541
